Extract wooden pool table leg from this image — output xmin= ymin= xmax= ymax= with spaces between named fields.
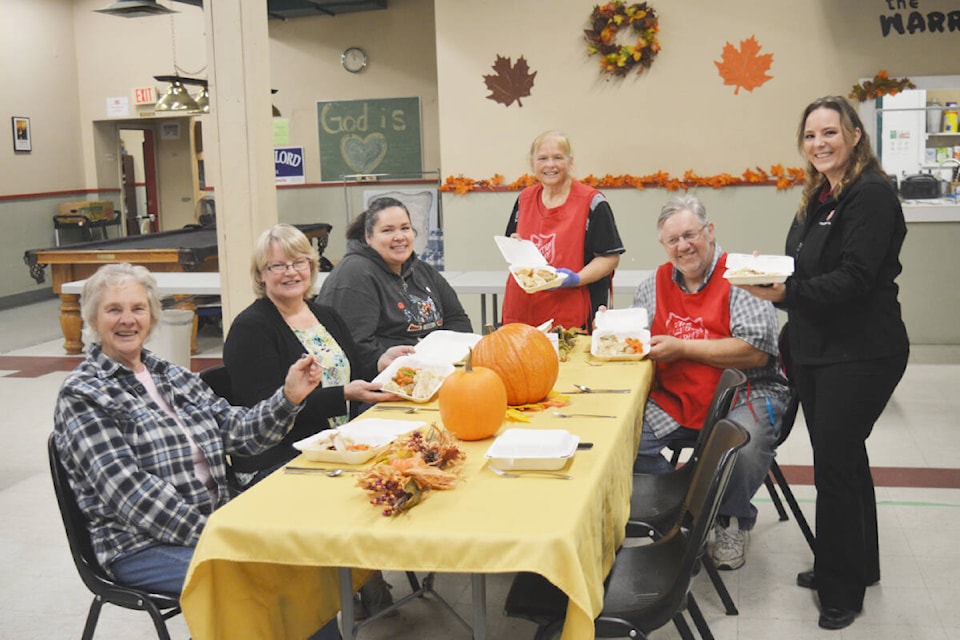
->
xmin=59 ymin=293 xmax=84 ymax=355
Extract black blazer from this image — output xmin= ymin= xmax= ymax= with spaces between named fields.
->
xmin=782 ymin=171 xmax=909 ymax=365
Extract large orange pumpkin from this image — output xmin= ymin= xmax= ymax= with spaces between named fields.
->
xmin=439 ymin=349 xmax=507 ymax=441
xmin=472 ymin=323 xmax=559 ymax=405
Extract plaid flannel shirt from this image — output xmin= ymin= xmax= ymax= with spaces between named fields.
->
xmin=53 ymin=345 xmax=302 ymax=573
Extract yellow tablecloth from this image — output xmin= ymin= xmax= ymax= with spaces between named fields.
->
xmin=182 ymin=344 xmax=652 ymax=640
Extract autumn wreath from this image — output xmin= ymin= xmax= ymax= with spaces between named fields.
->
xmin=584 ymin=1 xmax=661 ymax=78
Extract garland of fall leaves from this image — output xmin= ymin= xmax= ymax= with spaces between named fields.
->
xmin=848 ymin=70 xmax=915 ymax=102
xmin=584 ymin=1 xmax=661 ymax=78
xmin=440 ymin=165 xmax=806 ymax=195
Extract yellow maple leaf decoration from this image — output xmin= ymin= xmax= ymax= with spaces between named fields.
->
xmin=714 ymin=35 xmax=774 ymax=95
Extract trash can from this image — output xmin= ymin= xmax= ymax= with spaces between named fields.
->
xmin=145 ymin=309 xmax=195 ymax=368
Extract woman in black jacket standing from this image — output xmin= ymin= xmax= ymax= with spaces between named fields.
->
xmin=740 ymin=96 xmax=909 ymax=630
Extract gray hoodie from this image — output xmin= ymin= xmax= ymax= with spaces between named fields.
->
xmin=317 ymin=239 xmax=473 ymax=364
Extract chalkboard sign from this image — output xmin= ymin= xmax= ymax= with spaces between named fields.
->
xmin=317 ymin=97 xmax=422 ymax=181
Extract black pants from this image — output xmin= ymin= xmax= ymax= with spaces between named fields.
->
xmin=793 ymin=353 xmax=907 ymax=612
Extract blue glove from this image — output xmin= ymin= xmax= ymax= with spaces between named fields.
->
xmin=556 ymin=268 xmax=580 ymax=288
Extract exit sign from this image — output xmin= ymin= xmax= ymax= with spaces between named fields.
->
xmin=134 ymin=87 xmax=155 ymax=105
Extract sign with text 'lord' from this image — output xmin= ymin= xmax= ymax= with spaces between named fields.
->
xmin=316 ymin=97 xmax=422 ymax=182
xmin=275 ymin=146 xmax=305 ymax=185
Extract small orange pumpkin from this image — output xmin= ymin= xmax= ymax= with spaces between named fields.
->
xmin=472 ymin=323 xmax=559 ymax=405
xmin=439 ymin=349 xmax=508 ymax=441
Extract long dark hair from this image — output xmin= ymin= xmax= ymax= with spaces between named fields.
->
xmin=345 ymin=197 xmax=412 ymax=242
xmin=795 ymin=95 xmax=883 ymax=220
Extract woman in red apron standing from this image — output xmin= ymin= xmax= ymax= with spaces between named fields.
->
xmin=502 ymin=130 xmax=625 ymax=331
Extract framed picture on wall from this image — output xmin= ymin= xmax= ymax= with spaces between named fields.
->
xmin=11 ymin=117 xmax=31 ymax=152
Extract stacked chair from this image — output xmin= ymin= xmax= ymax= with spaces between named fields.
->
xmin=628 ymin=368 xmax=748 ymax=616
xmin=503 ymin=418 xmax=751 ymax=640
xmin=48 ymin=434 xmax=182 ymax=640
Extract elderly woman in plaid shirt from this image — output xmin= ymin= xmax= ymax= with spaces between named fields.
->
xmin=53 ymin=263 xmax=322 ymax=597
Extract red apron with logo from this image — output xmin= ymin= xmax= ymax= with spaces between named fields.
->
xmin=501 ymin=181 xmax=594 ymax=330
xmin=649 ymin=253 xmax=731 ymax=429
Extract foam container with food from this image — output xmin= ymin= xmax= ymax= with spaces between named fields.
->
xmin=372 ymin=355 xmax=455 ymax=402
xmin=590 ymin=307 xmax=651 ymax=360
xmin=484 ymin=428 xmax=580 ymax=470
xmin=413 ymin=330 xmax=482 ymax=365
xmin=494 ymin=235 xmax=567 ymax=293
xmin=293 ymin=419 xmax=425 ymax=463
xmin=723 ymin=253 xmax=795 ymax=285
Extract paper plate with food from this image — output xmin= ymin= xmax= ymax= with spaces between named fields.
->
xmin=293 ymin=419 xmax=425 ymax=464
xmin=494 ymin=235 xmax=568 ymax=293
xmin=590 ymin=307 xmax=651 ymax=360
xmin=372 ymin=355 xmax=455 ymax=403
xmin=723 ymin=253 xmax=795 ymax=285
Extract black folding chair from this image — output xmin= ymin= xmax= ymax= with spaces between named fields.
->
xmin=762 ymin=324 xmax=816 ymax=552
xmin=504 ymin=419 xmax=751 ymax=640
xmin=627 ymin=368 xmax=747 ymax=616
xmin=48 ymin=434 xmax=181 ymax=640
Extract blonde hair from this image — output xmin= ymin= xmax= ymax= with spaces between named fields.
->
xmin=250 ymin=224 xmax=320 ymax=298
xmin=529 ymin=130 xmax=573 ymax=167
xmin=80 ymin=263 xmax=161 ymax=345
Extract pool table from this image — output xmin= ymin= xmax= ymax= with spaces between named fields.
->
xmin=24 ymin=223 xmax=332 ymax=354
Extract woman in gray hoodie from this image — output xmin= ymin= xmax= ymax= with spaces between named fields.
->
xmin=318 ymin=197 xmax=473 ymax=364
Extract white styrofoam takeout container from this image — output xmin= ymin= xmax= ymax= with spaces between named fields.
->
xmin=372 ymin=355 xmax=455 ymax=403
xmin=590 ymin=307 xmax=651 ymax=361
xmin=484 ymin=428 xmax=579 ymax=470
xmin=293 ymin=419 xmax=424 ymax=464
xmin=494 ymin=235 xmax=567 ymax=293
xmin=723 ymin=253 xmax=795 ymax=285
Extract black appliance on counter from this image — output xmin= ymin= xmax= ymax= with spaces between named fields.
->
xmin=899 ymin=173 xmax=940 ymax=199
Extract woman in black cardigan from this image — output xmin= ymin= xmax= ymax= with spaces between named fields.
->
xmin=741 ymin=96 xmax=908 ymax=631
xmin=223 ymin=224 xmax=410 ymax=480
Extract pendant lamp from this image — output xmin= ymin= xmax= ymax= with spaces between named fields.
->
xmin=155 ymin=78 xmax=200 ymax=112
xmin=95 ymin=0 xmax=177 ymax=18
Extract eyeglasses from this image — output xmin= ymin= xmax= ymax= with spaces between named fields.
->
xmin=264 ymin=259 xmax=310 ymax=274
xmin=660 ymin=223 xmax=708 ymax=248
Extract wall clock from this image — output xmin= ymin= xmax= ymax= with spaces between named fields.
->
xmin=341 ymin=47 xmax=368 ymax=74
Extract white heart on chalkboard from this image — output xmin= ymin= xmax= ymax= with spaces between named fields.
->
xmin=341 ymin=133 xmax=388 ymax=173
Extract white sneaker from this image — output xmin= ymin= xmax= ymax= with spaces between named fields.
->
xmin=712 ymin=517 xmax=749 ymax=570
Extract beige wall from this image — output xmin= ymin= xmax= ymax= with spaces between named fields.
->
xmin=433 ymin=0 xmax=960 ymax=179
xmin=1 ymin=0 xmax=958 ymax=342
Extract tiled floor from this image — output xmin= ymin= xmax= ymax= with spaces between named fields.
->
xmin=2 ymin=297 xmax=959 ymax=639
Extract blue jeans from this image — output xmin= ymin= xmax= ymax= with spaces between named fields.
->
xmin=634 ymin=396 xmax=783 ymax=531
xmin=109 ymin=543 xmax=194 ymax=595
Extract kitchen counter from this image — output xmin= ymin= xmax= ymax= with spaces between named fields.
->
xmin=901 ymin=199 xmax=960 ymax=222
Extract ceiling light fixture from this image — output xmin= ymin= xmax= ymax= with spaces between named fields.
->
xmin=95 ymin=0 xmax=178 ymax=18
xmin=154 ymin=77 xmax=200 ymax=112
xmin=194 ymin=84 xmax=210 ymax=113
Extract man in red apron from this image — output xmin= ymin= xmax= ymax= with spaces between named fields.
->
xmin=633 ymin=195 xmax=789 ymax=571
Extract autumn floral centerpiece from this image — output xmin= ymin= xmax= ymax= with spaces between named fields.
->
xmin=356 ymin=424 xmax=465 ymax=516
xmin=584 ymin=1 xmax=661 ymax=78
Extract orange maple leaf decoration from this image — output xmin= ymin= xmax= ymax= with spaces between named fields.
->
xmin=714 ymin=35 xmax=773 ymax=95
xmin=483 ymin=55 xmax=537 ymax=108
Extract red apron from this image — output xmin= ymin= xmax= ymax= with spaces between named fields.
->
xmin=649 ymin=253 xmax=731 ymax=429
xmin=501 ymin=181 xmax=594 ymax=330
